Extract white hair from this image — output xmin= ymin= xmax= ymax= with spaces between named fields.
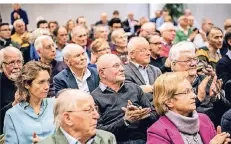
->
xmin=71 ymin=25 xmax=86 ymax=38
xmin=54 ymin=89 xmax=92 ymax=127
xmin=0 ymin=46 xmax=23 ymax=71
xmin=169 ymin=41 xmax=196 ymax=61
xmin=34 ymin=35 xmax=53 ymax=51
xmin=62 ymin=43 xmax=83 ymax=60
xmin=159 ymin=22 xmax=175 ymax=32
xmin=30 ymin=28 xmax=51 ymax=43
xmin=141 ymin=22 xmax=155 ymax=30
xmin=127 ymin=36 xmax=148 ymax=54
xmin=13 ymin=19 xmax=24 ymax=28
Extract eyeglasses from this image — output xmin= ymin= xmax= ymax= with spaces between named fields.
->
xmin=135 ymin=48 xmax=150 ymax=54
xmin=67 ymin=105 xmax=98 ymax=114
xmin=101 ymin=63 xmax=124 ymax=70
xmin=174 ymin=88 xmax=194 ymax=96
xmin=149 ymin=42 xmax=162 ymax=45
xmin=95 ymin=47 xmax=110 ymax=53
xmin=175 ymin=57 xmax=199 ymax=65
xmin=1 ymin=29 xmax=11 ymax=32
xmin=3 ymin=60 xmax=24 ymax=67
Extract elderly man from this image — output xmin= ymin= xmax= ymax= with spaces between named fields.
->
xmin=38 ymin=89 xmax=116 ymax=144
xmin=0 ymin=46 xmax=23 ymax=134
xmin=53 ymin=26 xmax=68 ymax=61
xmin=173 ymin=15 xmax=198 ymax=44
xmin=123 ymin=12 xmax=138 ymax=33
xmin=139 ymin=22 xmax=156 ymax=38
xmin=71 ymin=25 xmax=91 ymax=64
xmin=0 ymin=23 xmax=20 ymax=50
xmin=125 ymin=37 xmax=161 ymax=102
xmin=169 ymin=41 xmax=231 ymax=127
xmin=91 ymin=54 xmax=158 ymax=144
xmin=150 ymin=10 xmax=162 ymax=23
xmin=93 ymin=25 xmax=108 ymax=41
xmin=159 ymin=22 xmax=176 ymax=58
xmin=54 ymin=44 xmax=99 ymax=95
xmin=95 ymin=13 xmax=109 ymax=28
xmin=11 ymin=19 xmax=30 ymax=48
xmin=193 ymin=18 xmax=213 ymax=49
xmin=34 ymin=35 xmax=67 ymax=97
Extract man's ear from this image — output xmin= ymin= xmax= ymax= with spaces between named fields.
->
xmin=25 ymin=83 xmax=30 ymax=90
xmin=171 ymin=61 xmax=176 ymax=71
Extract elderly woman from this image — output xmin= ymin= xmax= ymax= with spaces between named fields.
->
xmin=147 ymin=72 xmax=231 ymax=144
xmin=90 ymin=38 xmax=111 ymax=66
xmin=3 ymin=61 xmax=55 ymax=144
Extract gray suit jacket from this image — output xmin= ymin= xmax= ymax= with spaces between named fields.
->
xmin=38 ymin=128 xmax=116 ymax=144
xmin=124 ymin=62 xmax=161 ymax=86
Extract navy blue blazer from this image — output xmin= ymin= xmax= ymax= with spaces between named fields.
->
xmin=53 ymin=67 xmax=99 ymax=96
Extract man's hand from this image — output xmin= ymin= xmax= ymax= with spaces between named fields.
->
xmin=140 ymin=85 xmax=153 ymax=93
xmin=197 ymin=76 xmax=211 ymax=102
xmin=122 ymin=100 xmax=151 ymax=123
xmin=202 ymin=65 xmax=216 ymax=77
xmin=209 ymin=76 xmax=222 ymax=98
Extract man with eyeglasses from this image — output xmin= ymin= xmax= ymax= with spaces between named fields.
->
xmin=169 ymin=41 xmax=231 ymax=127
xmin=147 ymin=34 xmax=171 ymax=73
xmin=34 ymin=35 xmax=67 ymax=97
xmin=125 ymin=37 xmax=161 ymax=102
xmin=39 ymin=89 xmax=116 ymax=144
xmin=0 ymin=23 xmax=20 ymax=50
xmin=91 ymin=54 xmax=158 ymax=144
xmin=159 ymin=22 xmax=176 ymax=58
xmin=0 ymin=46 xmax=23 ymax=134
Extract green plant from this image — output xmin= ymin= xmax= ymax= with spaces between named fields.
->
xmin=164 ymin=4 xmax=184 ymax=22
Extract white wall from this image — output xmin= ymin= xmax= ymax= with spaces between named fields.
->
xmin=186 ymin=4 xmax=231 ymax=30
xmin=0 ymin=4 xmax=149 ymax=31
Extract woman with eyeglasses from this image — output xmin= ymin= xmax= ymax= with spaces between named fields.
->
xmin=3 ymin=61 xmax=56 ymax=144
xmin=147 ymin=72 xmax=231 ymax=144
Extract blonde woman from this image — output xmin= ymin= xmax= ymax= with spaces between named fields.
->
xmin=147 ymin=72 xmax=231 ymax=144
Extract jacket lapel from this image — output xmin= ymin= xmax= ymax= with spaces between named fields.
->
xmin=198 ymin=116 xmax=212 ymax=144
xmin=129 ymin=62 xmax=146 ymax=85
xmin=54 ymin=128 xmax=69 ymax=144
xmin=147 ymin=66 xmax=154 ymax=85
xmin=66 ymin=68 xmax=79 ymax=89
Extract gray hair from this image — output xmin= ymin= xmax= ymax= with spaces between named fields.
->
xmin=0 ymin=46 xmax=23 ymax=71
xmin=159 ymin=22 xmax=175 ymax=32
xmin=62 ymin=43 xmax=83 ymax=60
xmin=127 ymin=36 xmax=149 ymax=54
xmin=54 ymin=89 xmax=92 ymax=127
xmin=71 ymin=25 xmax=86 ymax=38
xmin=13 ymin=19 xmax=24 ymax=28
xmin=34 ymin=35 xmax=53 ymax=51
xmin=30 ymin=28 xmax=51 ymax=43
xmin=169 ymin=41 xmax=196 ymax=61
xmin=141 ymin=22 xmax=155 ymax=30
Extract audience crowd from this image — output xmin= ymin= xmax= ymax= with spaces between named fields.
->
xmin=2 ymin=3 xmax=231 ymax=144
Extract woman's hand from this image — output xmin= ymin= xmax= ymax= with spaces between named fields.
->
xmin=210 ymin=126 xmax=231 ymax=144
xmin=32 ymin=132 xmax=40 ymax=144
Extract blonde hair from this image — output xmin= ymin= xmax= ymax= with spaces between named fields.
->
xmin=90 ymin=38 xmax=109 ymax=53
xmin=154 ymin=72 xmax=188 ymax=115
xmin=111 ymin=28 xmax=125 ymax=44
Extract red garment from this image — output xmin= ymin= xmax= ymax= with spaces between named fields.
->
xmin=160 ymin=42 xmax=172 ymax=58
xmin=111 ymin=49 xmax=129 ymax=65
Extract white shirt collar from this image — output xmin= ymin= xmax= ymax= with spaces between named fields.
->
xmin=227 ymin=50 xmax=231 ymax=59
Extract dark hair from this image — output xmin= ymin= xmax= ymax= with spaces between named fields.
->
xmin=113 ymin=10 xmax=119 ymax=15
xmin=76 ymin=16 xmax=85 ymax=24
xmin=0 ymin=23 xmax=9 ymax=28
xmin=37 ymin=20 xmax=48 ymax=28
xmin=53 ymin=26 xmax=67 ymax=37
xmin=225 ymin=30 xmax=231 ymax=49
xmin=48 ymin=21 xmax=58 ymax=28
xmin=207 ymin=26 xmax=223 ymax=37
xmin=16 ymin=61 xmax=51 ymax=102
xmin=109 ymin=18 xmax=122 ymax=27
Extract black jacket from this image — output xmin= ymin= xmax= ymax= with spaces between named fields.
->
xmin=221 ymin=108 xmax=231 ymax=134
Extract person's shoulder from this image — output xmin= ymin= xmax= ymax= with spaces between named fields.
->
xmin=54 ymin=68 xmax=68 ymax=78
xmin=5 ymin=103 xmax=22 ymax=116
xmin=38 ymin=135 xmax=55 ymax=144
xmin=198 ymin=113 xmax=213 ymax=124
xmin=96 ymin=129 xmax=114 ymax=137
xmin=88 ymin=66 xmax=98 ymax=74
xmin=95 ymin=129 xmax=116 ymax=143
xmin=221 ymin=109 xmax=231 ymax=121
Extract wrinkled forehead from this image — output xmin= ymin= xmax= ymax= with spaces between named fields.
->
xmin=178 ymin=51 xmax=196 ymax=59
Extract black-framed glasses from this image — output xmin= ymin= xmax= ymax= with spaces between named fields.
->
xmin=174 ymin=88 xmax=194 ymax=96
xmin=3 ymin=60 xmax=24 ymax=67
xmin=95 ymin=47 xmax=110 ymax=53
xmin=149 ymin=42 xmax=162 ymax=45
xmin=67 ymin=105 xmax=98 ymax=114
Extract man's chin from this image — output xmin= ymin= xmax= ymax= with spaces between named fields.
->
xmin=188 ymin=69 xmax=197 ymax=76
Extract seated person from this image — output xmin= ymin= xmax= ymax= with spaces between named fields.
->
xmin=147 ymin=72 xmax=231 ymax=144
xmin=125 ymin=37 xmax=161 ymax=102
xmin=4 ymin=61 xmax=56 ymax=144
xmin=0 ymin=46 xmax=23 ymax=134
xmin=38 ymin=89 xmax=116 ymax=144
xmin=54 ymin=44 xmax=99 ymax=95
xmin=91 ymin=54 xmax=159 ymax=144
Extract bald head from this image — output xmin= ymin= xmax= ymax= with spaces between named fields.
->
xmin=184 ymin=9 xmax=192 ymax=16
xmin=97 ymin=54 xmax=120 ymax=71
xmin=62 ymin=44 xmax=83 ymax=60
xmin=141 ymin=22 xmax=155 ymax=31
xmin=224 ymin=18 xmax=231 ymax=31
